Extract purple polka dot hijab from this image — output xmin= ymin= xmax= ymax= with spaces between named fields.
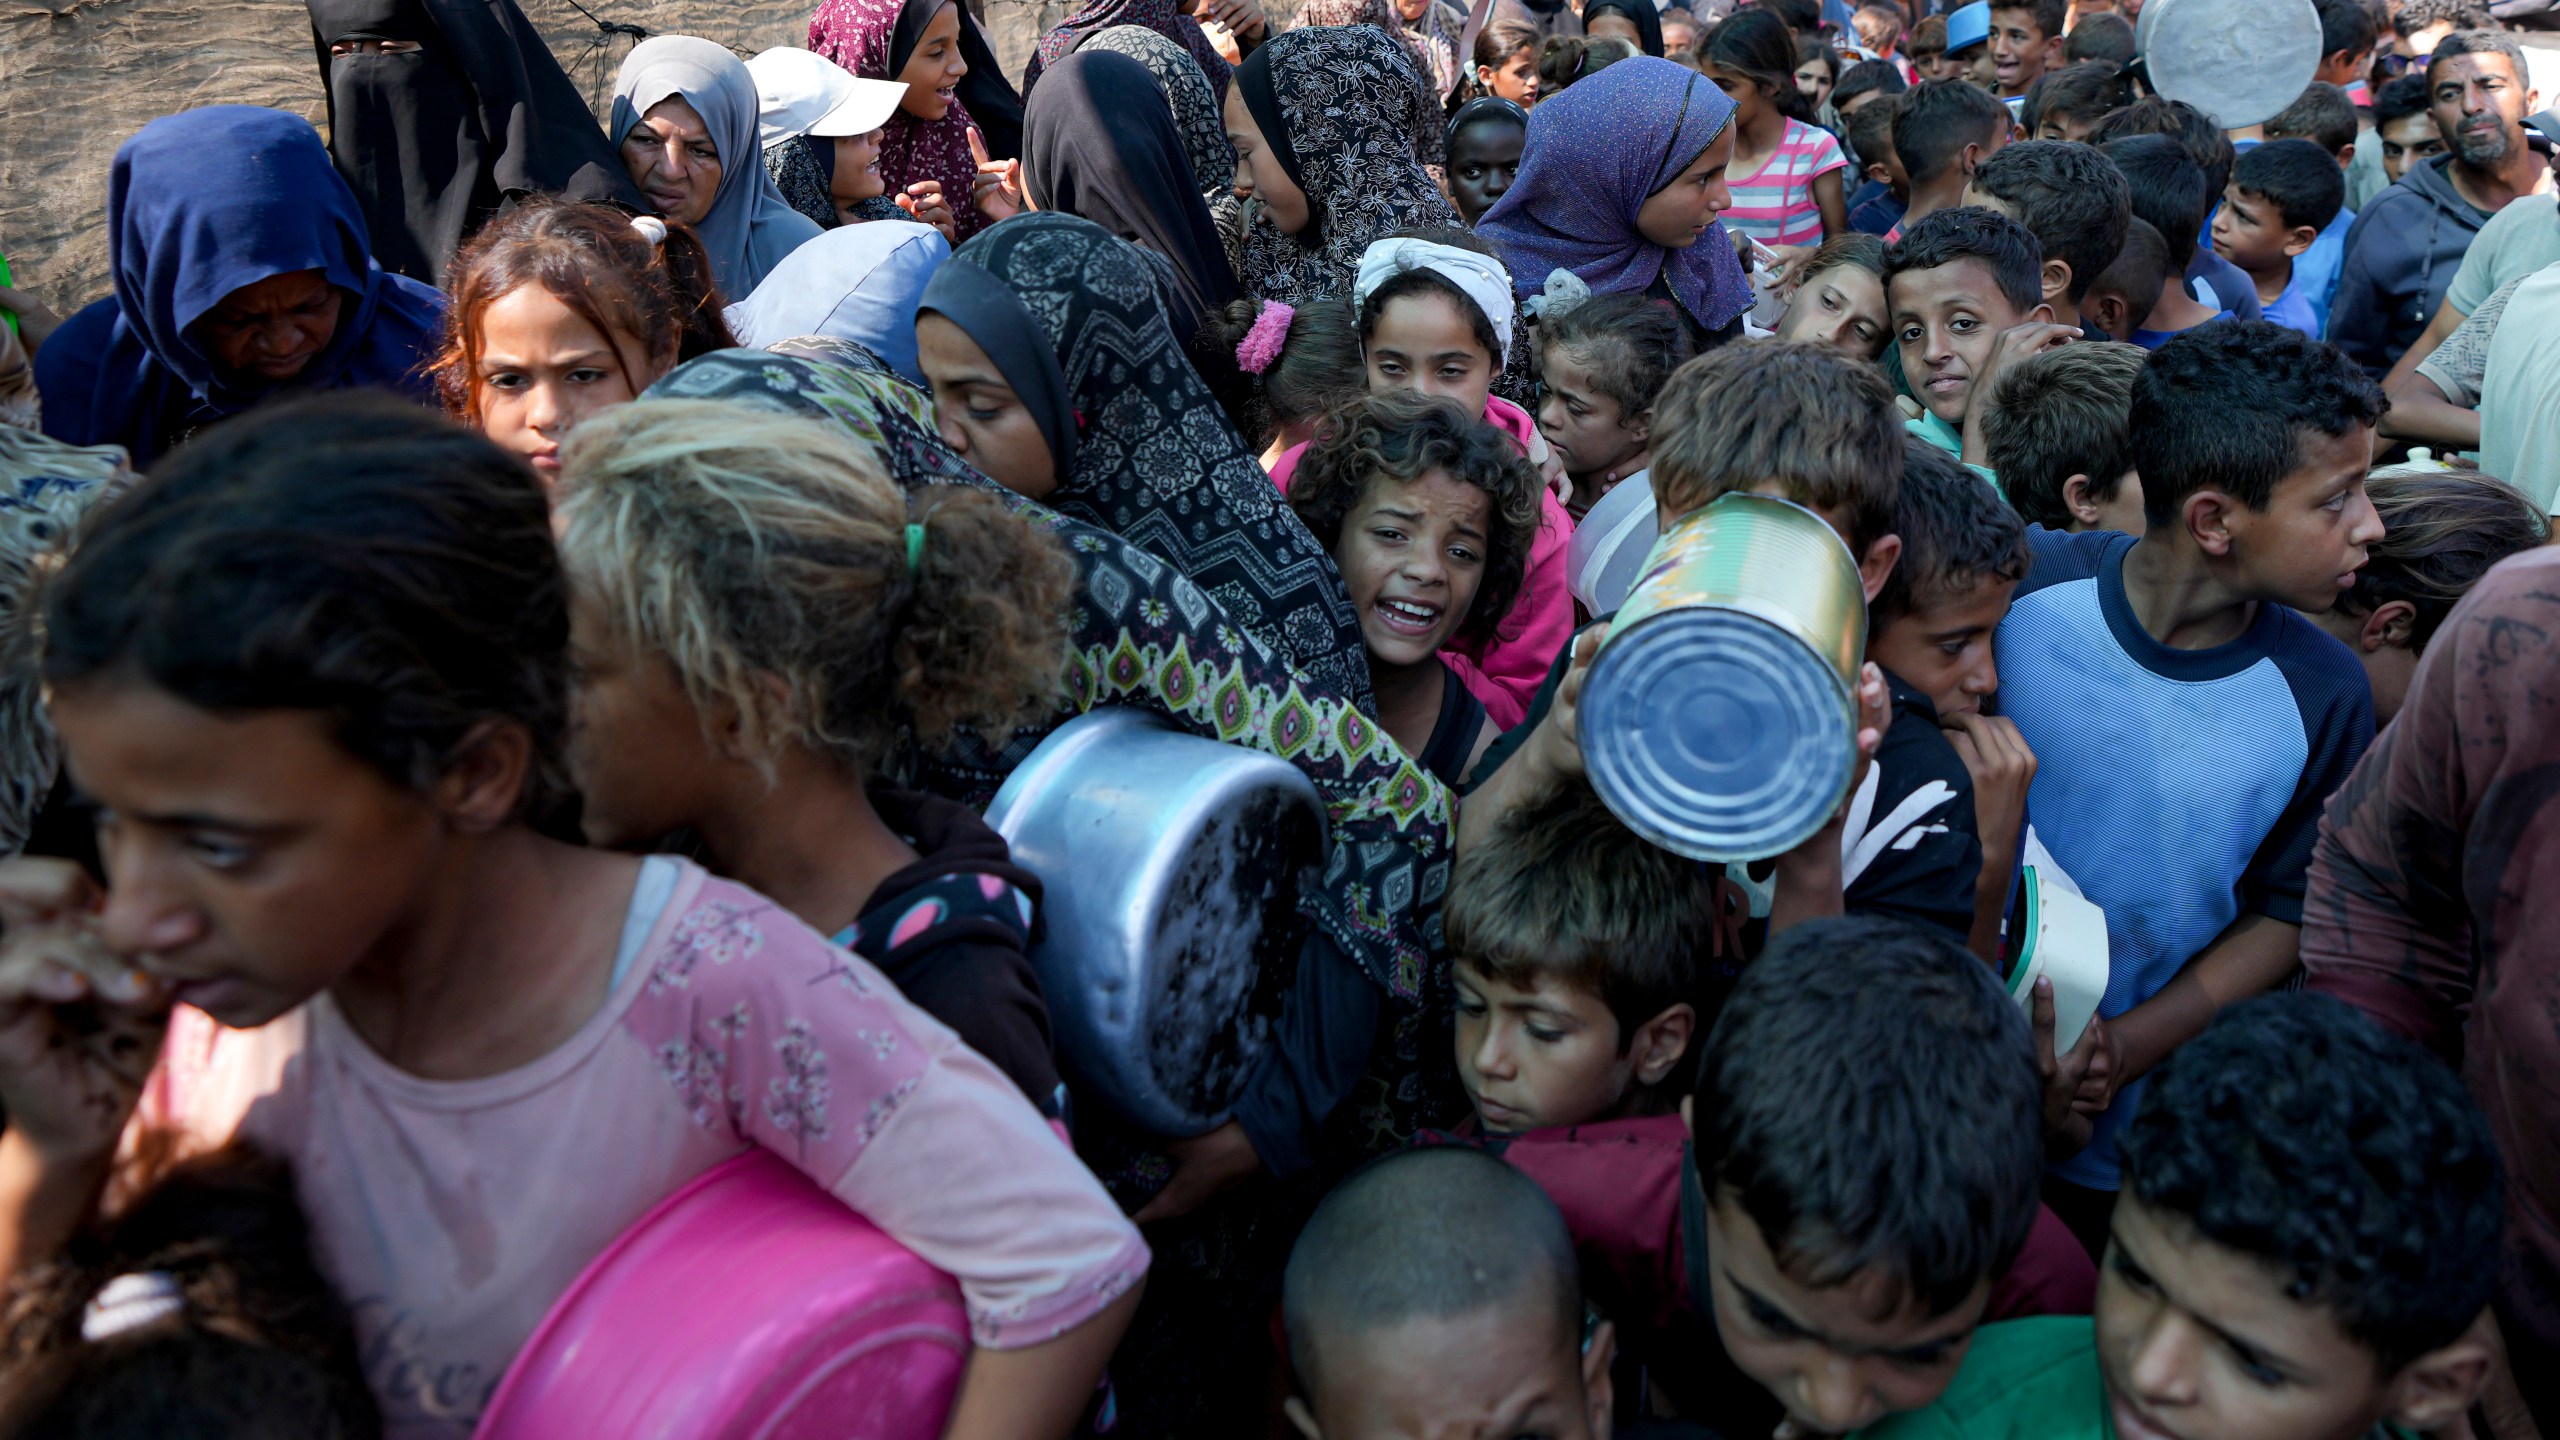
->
xmin=1475 ymin=56 xmax=1752 ymax=334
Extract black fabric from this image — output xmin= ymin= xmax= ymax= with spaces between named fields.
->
xmin=1230 ymin=934 xmax=1384 ymax=1178
xmin=1021 ymin=50 xmax=1241 ymax=350
xmin=1234 ymin=44 xmax=1305 ymax=190
xmin=837 ymin=787 xmax=1065 ymax=1117
xmin=1582 ymin=0 xmax=1665 ymax=55
xmin=1416 ymin=657 xmax=1490 ymax=788
xmin=306 ymin=0 xmax=640 ymax=284
xmin=916 ymin=258 xmax=1081 ymax=475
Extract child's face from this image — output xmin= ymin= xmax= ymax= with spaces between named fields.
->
xmin=1707 ymin=63 xmax=1776 ymax=127
xmin=2033 ymin=110 xmax=2098 ymax=144
xmin=1960 ymin=45 xmax=2001 ymax=91
xmin=1367 ymin=292 xmax=1498 ymax=416
xmin=1635 ymin=124 xmax=1738 ymax=249
xmin=563 ymin=589 xmax=734 ymax=855
xmin=1481 ymin=44 xmax=1541 ymax=107
xmin=472 ymin=283 xmax=656 ymax=483
xmin=1225 ymin=84 xmax=1311 ymax=233
xmin=1289 ymin=1300 xmax=1612 ymax=1440
xmin=2378 ymin=111 xmax=2447 ymax=184
xmin=1662 ymin=16 xmax=1698 ymax=53
xmin=1446 ymin=121 xmax=1526 ymax=226
xmin=1889 ymin=258 xmax=2036 ymax=427
xmin=1536 ymin=344 xmax=1648 ymax=482
xmin=1987 ymin=6 xmax=2055 ymax=95
xmin=2208 ymin=424 xmax=2384 ymax=616
xmin=1455 ymin=960 xmax=1679 ymax=1133
xmin=1794 ymin=60 xmax=1836 ymax=111
xmin=1911 ymin=45 xmax=1947 ymax=79
xmin=2209 ymin=185 xmax=2308 ymax=277
xmin=1854 ymin=10 xmax=1898 ymax=55
xmin=48 ymin=679 xmax=476 ymax=1032
xmin=1776 ymin=263 xmax=1891 ymax=360
xmin=1866 ymin=575 xmax=2017 ymax=720
xmin=2097 ymin=1196 xmax=2416 ymax=1440
xmin=1332 ymin=468 xmax=1492 ymax=674
xmin=1704 ymin=1192 xmax=1988 ymax=1435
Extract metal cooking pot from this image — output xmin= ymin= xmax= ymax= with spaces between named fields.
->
xmin=984 ymin=707 xmax=1327 ymax=1139
xmin=2134 ymin=0 xmax=2320 ymax=130
xmin=1580 ymin=493 xmax=1866 ymax=863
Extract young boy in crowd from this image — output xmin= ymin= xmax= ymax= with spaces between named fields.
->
xmin=2100 ymin=139 xmax=2230 ymax=348
xmin=1857 ymin=994 xmax=2506 ymax=1440
xmin=1993 ymin=321 xmax=2383 ymax=1254
xmin=2077 ymin=219 xmax=2176 ymax=345
xmin=1835 ymin=57 xmax=1909 ymax=119
xmin=1981 ymin=342 xmax=2147 ymax=535
xmin=1986 ymin=0 xmax=2063 ymax=102
xmin=1908 ymin=14 xmax=1952 ymax=80
xmin=1963 ymin=139 xmax=2133 ymax=324
xmin=1884 ymin=205 xmax=2073 ymax=471
xmin=1854 ymin=4 xmax=1911 ymax=79
xmin=2059 ymin=11 xmax=2131 ymax=68
xmin=1281 ymin=1147 xmax=1620 ymax=1440
xmin=2311 ymin=0 xmax=2377 ymax=102
xmin=1890 ymin=78 xmax=2015 ymax=237
xmin=2021 ymin=62 xmax=2128 ymax=143
xmin=2210 ymin=140 xmax=2348 ymax=338
xmin=2091 ymin=98 xmax=2261 ymax=323
xmin=1850 ymin=100 xmax=1910 ymax=235
xmin=2259 ymin=83 xmax=2362 ymax=331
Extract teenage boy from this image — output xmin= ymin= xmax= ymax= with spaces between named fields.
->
xmin=2077 ymin=219 xmax=2178 ymax=345
xmin=1850 ymin=101 xmax=1910 ymax=235
xmin=1980 ymin=341 xmax=2146 ymax=535
xmin=1993 ymin=321 xmax=2383 ymax=1254
xmin=2021 ymin=62 xmax=2126 ymax=143
xmin=1963 ymin=139 xmax=2133 ymax=324
xmin=1857 ymin=995 xmax=2506 ymax=1440
xmin=1281 ymin=1147 xmax=1618 ymax=1440
xmin=2101 ymin=139 xmax=2230 ymax=347
xmin=1885 ymin=205 xmax=2075 ymax=471
xmin=2260 ymin=84 xmax=2363 ymax=331
xmin=2371 ymin=72 xmax=2446 ymax=187
xmin=1889 ymin=78 xmax=2014 ymax=238
xmin=2211 ymin=140 xmax=2348 ymax=338
xmin=2089 ymin=97 xmax=2262 ymax=323
xmin=1986 ymin=0 xmax=2061 ymax=103
xmin=2333 ymin=31 xmax=2548 ymax=377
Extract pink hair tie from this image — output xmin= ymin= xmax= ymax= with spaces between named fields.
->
xmin=1235 ymin=300 xmax=1296 ymax=375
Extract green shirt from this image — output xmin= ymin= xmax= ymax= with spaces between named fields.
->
xmin=1854 ymin=1317 xmax=2110 ymax=1440
xmin=1903 ymin=409 xmax=2005 ymax=493
xmin=2446 ymin=195 xmax=2560 ymax=317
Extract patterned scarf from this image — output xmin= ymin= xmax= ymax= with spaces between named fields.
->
xmin=1077 ymin=25 xmax=1237 ymax=201
xmin=1025 ymin=0 xmax=1233 ymax=104
xmin=1233 ymin=25 xmax=1461 ymax=306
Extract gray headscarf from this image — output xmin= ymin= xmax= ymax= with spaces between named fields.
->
xmin=609 ymin=36 xmax=823 ymax=298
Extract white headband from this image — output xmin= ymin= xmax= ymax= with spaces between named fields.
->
xmin=82 ymin=1272 xmax=184 ymax=1342
xmin=1353 ymin=239 xmax=1517 ymax=354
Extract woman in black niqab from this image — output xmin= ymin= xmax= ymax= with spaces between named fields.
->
xmin=307 ymin=0 xmax=642 ymax=283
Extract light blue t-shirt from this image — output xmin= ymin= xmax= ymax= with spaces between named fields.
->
xmin=2261 ymin=278 xmax=2321 ymax=339
xmin=2298 ymin=205 xmax=2355 ymax=337
xmin=1994 ymin=529 xmax=2373 ymax=1190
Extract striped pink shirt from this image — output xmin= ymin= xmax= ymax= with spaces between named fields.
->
xmin=1721 ymin=118 xmax=1849 ymax=247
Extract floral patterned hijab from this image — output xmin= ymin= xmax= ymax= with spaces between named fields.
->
xmin=1025 ymin=0 xmax=1232 ymax=104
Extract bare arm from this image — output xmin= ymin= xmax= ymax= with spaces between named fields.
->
xmin=2379 ymin=369 xmax=2481 ymax=448
xmin=942 ymin=1283 xmax=1144 ymax=1440
xmin=2105 ymin=913 xmax=2299 ymax=1087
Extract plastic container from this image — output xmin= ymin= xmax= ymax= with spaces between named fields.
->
xmin=474 ymin=1151 xmax=968 ymax=1440
xmin=1580 ymin=493 xmax=1866 ymax=862
xmin=984 ymin=707 xmax=1327 ymax=1138
xmin=2006 ymin=865 xmax=2109 ymax=1054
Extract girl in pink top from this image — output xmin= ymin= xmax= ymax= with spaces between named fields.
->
xmin=1702 ymin=9 xmax=1849 ymax=250
xmin=0 ymin=398 xmax=1144 ymax=1440
xmin=1260 ymin=236 xmax=1576 ymax=731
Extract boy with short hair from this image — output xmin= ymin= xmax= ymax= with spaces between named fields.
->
xmin=2260 ymin=84 xmax=2362 ymax=330
xmin=2059 ymin=11 xmax=2131 ymax=68
xmin=2211 ymin=139 xmax=2348 ymax=338
xmin=1993 ymin=321 xmax=2383 ymax=1251
xmin=1849 ymin=100 xmax=1910 ymax=235
xmin=2101 ymin=138 xmax=2230 ymax=347
xmin=1884 ymin=205 xmax=2072 ymax=469
xmin=1890 ymin=78 xmax=2015 ymax=236
xmin=2078 ymin=218 xmax=2177 ymax=345
xmin=1908 ymin=13 xmax=1951 ymax=81
xmin=1980 ymin=342 xmax=2147 ymax=535
xmin=2371 ymin=73 xmax=2446 ymax=186
xmin=1282 ymin=1146 xmax=1617 ymax=1440
xmin=2021 ymin=62 xmax=2127 ymax=143
xmin=2090 ymin=97 xmax=2262 ymax=323
xmin=1857 ymin=994 xmax=2506 ymax=1440
xmin=1835 ymin=57 xmax=1909 ymax=118
xmin=1987 ymin=0 xmax=2063 ymax=101
xmin=1963 ymin=139 xmax=2133 ymax=322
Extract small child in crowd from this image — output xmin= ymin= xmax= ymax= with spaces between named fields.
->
xmin=1218 ymin=294 xmax=1365 ymax=467
xmin=2090 ymin=98 xmax=2260 ymax=324
xmin=1884 ymin=205 xmax=2072 ymax=469
xmin=1833 ymin=58 xmax=1908 ymax=120
xmin=1443 ymin=98 xmax=1529 ymax=227
xmin=2256 ymin=84 xmax=2361 ymax=334
xmin=2019 ymin=62 xmax=2129 ymax=144
xmin=1846 ymin=102 xmax=1909 ymax=236
xmin=1994 ymin=322 xmax=2383 ymax=1254
xmin=1889 ymin=79 xmax=2014 ymax=237
xmin=1908 ymin=14 xmax=1952 ymax=80
xmin=1985 ymin=0 xmax=2064 ymax=100
xmin=1287 ymin=391 xmax=1542 ymax=785
xmin=1772 ymin=231 xmax=1891 ymax=360
xmin=1981 ymin=341 xmax=2148 ymax=534
xmin=2210 ymin=140 xmax=2348 ymax=339
xmin=2076 ymin=218 xmax=2177 ymax=345
xmin=2099 ymin=141 xmax=2228 ymax=348
xmin=1861 ymin=995 xmax=2507 ymax=1440
xmin=1962 ymin=139 xmax=2133 ymax=324
xmin=2312 ymin=465 xmax=2548 ymax=725
xmin=1536 ymin=292 xmax=1692 ymax=520
xmin=1705 ymin=8 xmax=1851 ymax=248
xmin=2059 ymin=11 xmax=2133 ymax=67
xmin=1281 ymin=1147 xmax=1618 ymax=1440
xmin=1853 ymin=4 xmax=1910 ymax=76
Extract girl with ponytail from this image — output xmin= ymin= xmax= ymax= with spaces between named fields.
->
xmin=434 ymin=197 xmax=738 ymax=482
xmin=551 ymin=398 xmax=1078 ymax=1112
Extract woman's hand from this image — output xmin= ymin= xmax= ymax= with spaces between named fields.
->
xmin=967 ymin=127 xmax=1026 ymax=224
xmin=896 ymin=180 xmax=958 ymax=243
xmin=0 ymin=859 xmax=167 ymax=1167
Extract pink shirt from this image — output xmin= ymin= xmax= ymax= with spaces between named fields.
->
xmin=1271 ymin=394 xmax=1576 ymax=730
xmin=1721 ymin=119 xmax=1849 ymax=248
xmin=136 ymin=859 xmax=1148 ymax=1440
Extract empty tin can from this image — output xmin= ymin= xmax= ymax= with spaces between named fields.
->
xmin=1580 ymin=493 xmax=1866 ymax=861
xmin=983 ymin=707 xmax=1326 ymax=1138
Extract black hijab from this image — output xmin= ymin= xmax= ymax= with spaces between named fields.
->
xmin=306 ymin=0 xmax=641 ymax=283
xmin=1022 ymin=50 xmax=1240 ymax=352
xmin=1582 ymin=0 xmax=1667 ymax=56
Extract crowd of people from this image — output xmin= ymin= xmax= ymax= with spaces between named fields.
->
xmin=0 ymin=0 xmax=2554 ymax=1435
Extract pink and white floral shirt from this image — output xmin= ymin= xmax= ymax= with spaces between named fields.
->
xmin=136 ymin=858 xmax=1147 ymax=1440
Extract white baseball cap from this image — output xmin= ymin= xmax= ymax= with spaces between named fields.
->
xmin=747 ymin=47 xmax=908 ymax=147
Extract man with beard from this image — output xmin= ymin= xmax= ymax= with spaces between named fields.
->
xmin=2331 ymin=29 xmax=2551 ymax=376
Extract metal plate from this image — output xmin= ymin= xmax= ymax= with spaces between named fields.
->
xmin=2138 ymin=0 xmax=2322 ymax=130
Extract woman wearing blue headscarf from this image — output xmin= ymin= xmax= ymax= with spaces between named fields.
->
xmin=610 ymin=36 xmax=824 ymax=299
xmin=34 ymin=107 xmax=447 ymax=467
